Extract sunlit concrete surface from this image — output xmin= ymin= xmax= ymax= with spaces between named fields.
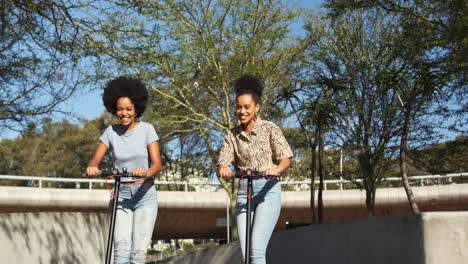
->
xmin=0 ymin=212 xmax=107 ymax=264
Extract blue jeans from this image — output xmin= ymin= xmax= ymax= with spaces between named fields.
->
xmin=236 ymin=178 xmax=281 ymax=264
xmin=109 ymin=180 xmax=158 ymax=264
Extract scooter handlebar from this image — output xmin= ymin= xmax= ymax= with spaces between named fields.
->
xmin=86 ymin=169 xmax=147 ymax=179
xmin=234 ymin=169 xmax=279 ymax=179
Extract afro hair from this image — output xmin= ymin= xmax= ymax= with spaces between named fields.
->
xmin=102 ymin=76 xmax=149 ymax=118
xmin=233 ymin=74 xmax=263 ymax=104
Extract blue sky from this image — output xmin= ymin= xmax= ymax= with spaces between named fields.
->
xmin=1 ymin=0 xmax=323 ymax=140
xmin=65 ymin=0 xmax=323 ymax=121
xmin=66 ymin=0 xmax=323 ymax=120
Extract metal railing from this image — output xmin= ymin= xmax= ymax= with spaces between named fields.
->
xmin=281 ymin=172 xmax=468 ymax=190
xmin=0 ymin=175 xmax=221 ymax=191
xmin=0 ymin=172 xmax=467 ymax=191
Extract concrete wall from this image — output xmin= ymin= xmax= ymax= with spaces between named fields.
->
xmin=0 ymin=186 xmax=231 ymax=239
xmin=1 ymin=212 xmax=466 ymax=264
xmin=1 ymin=186 xmax=467 ymax=263
xmin=158 ymin=212 xmax=468 ymax=264
xmin=0 ymin=212 xmax=108 ymax=264
xmin=422 ymin=212 xmax=468 ymax=263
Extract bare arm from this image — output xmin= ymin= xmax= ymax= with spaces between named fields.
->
xmin=146 ymin=141 xmax=162 ymax=177
xmin=86 ymin=142 xmax=108 ymax=177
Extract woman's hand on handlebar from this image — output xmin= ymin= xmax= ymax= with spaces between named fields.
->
xmin=86 ymin=166 xmax=100 ymax=177
xmin=218 ymin=165 xmax=232 ymax=180
xmin=132 ymin=167 xmax=147 ymax=177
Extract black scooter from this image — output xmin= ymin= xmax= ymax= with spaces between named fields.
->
xmin=97 ymin=168 xmax=146 ymax=264
xmin=235 ymin=169 xmax=278 ymax=264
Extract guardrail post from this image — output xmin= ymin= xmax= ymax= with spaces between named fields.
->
xmin=184 ymin=182 xmax=188 ymax=192
xmin=39 ymin=179 xmax=42 ymax=188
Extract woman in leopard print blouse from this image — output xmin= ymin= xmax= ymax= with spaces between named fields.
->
xmin=218 ymin=74 xmax=293 ymax=264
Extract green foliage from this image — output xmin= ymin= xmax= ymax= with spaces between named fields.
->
xmin=285 ymin=147 xmax=343 ymax=182
xmin=324 ymin=0 xmax=467 ymax=129
xmin=296 ymin=8 xmax=408 ymax=214
xmin=182 ymin=242 xmax=195 ymax=253
xmin=409 ymin=135 xmax=468 ymax=174
xmin=157 ymin=183 xmax=196 ymax=192
xmin=0 ymin=116 xmax=111 ymax=179
xmin=282 ymin=128 xmax=309 ymax=155
xmin=319 ymin=0 xmax=467 ymax=215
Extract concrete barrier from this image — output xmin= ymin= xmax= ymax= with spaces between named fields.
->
xmin=0 ymin=212 xmax=108 ymax=264
xmin=158 ymin=212 xmax=468 ymax=264
xmin=1 ymin=185 xmax=467 ymax=263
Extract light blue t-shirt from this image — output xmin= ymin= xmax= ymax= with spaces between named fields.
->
xmin=99 ymin=121 xmax=159 ymax=182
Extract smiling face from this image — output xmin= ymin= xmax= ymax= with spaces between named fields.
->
xmin=116 ymin=97 xmax=137 ymax=129
xmin=236 ymin=94 xmax=260 ymax=129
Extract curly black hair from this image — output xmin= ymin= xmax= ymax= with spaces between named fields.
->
xmin=102 ymin=76 xmax=149 ymax=118
xmin=233 ymin=74 xmax=263 ymax=104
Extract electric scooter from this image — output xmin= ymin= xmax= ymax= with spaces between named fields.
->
xmin=97 ymin=168 xmax=146 ymax=264
xmin=235 ymin=169 xmax=278 ymax=264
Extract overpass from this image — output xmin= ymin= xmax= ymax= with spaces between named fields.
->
xmin=1 ymin=182 xmax=468 ymax=239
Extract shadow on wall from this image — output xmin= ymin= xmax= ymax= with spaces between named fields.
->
xmin=0 ymin=212 xmax=108 ymax=264
xmin=156 ymin=214 xmax=425 ymax=264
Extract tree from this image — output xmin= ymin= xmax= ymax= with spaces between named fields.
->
xmin=389 ymin=57 xmax=450 ymax=214
xmin=282 ymin=127 xmax=343 ymax=186
xmin=308 ymin=99 xmax=337 ymax=223
xmin=324 ymin=0 xmax=467 ymax=215
xmin=301 ymin=9 xmax=408 ymax=215
xmin=324 ymin=0 xmax=467 ymax=130
xmin=0 ymin=138 xmax=17 ymax=176
xmin=276 ymin=18 xmax=344 ymax=222
xmin=276 ymin=84 xmax=318 ymax=224
xmin=409 ymin=135 xmax=468 ymax=175
xmin=0 ymin=117 xmax=112 ymax=186
xmin=0 ymin=1 xmax=98 ymax=133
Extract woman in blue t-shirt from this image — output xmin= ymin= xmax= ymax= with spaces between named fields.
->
xmin=86 ymin=76 xmax=161 ymax=264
